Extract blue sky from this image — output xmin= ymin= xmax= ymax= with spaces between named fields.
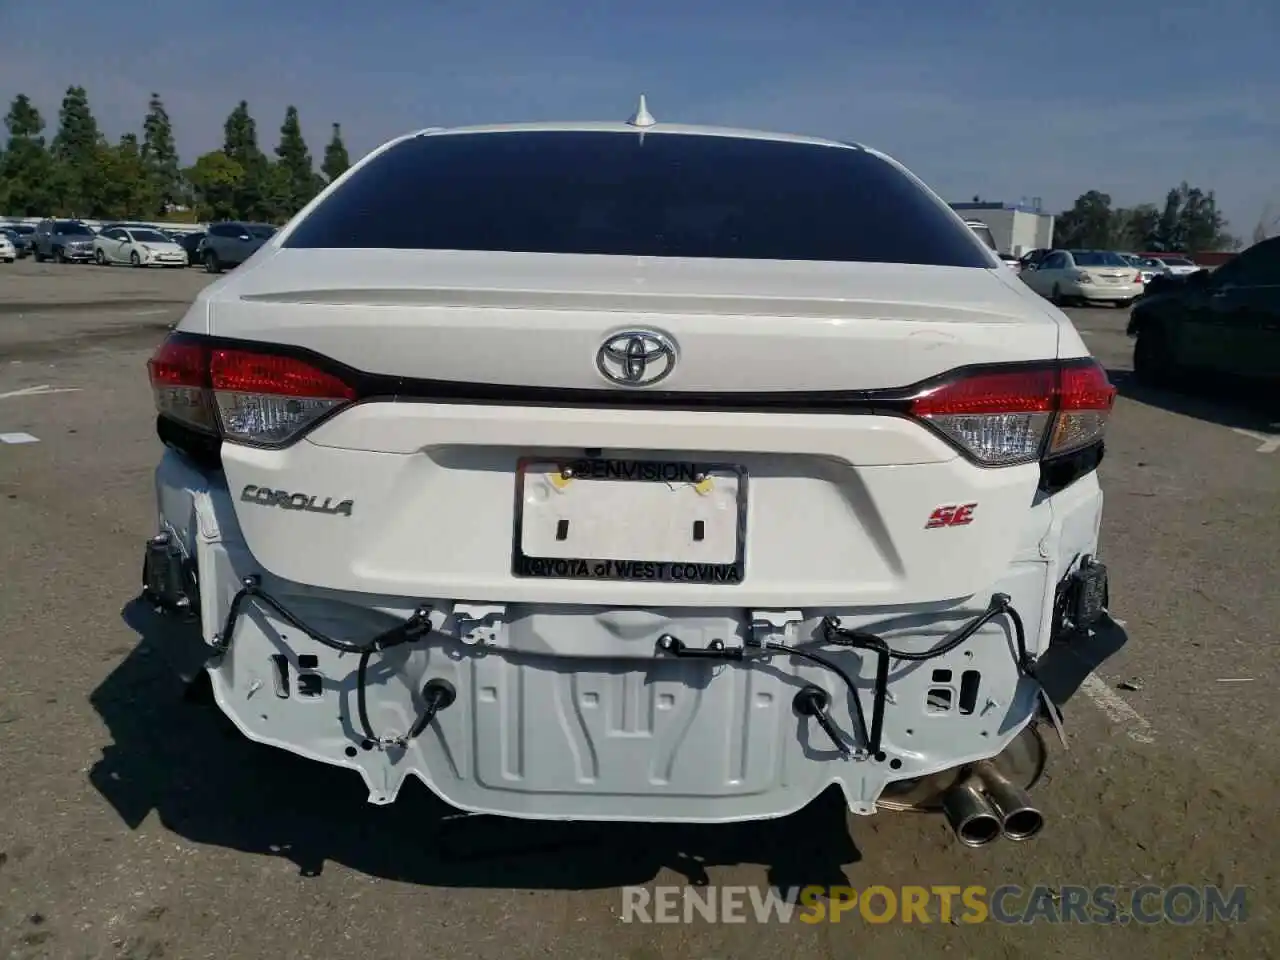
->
xmin=3 ymin=0 xmax=1277 ymax=239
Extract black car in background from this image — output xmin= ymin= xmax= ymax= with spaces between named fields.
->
xmin=2 ymin=224 xmax=35 ymax=257
xmin=1128 ymin=235 xmax=1280 ymax=407
xmin=176 ymin=230 xmax=206 ymax=266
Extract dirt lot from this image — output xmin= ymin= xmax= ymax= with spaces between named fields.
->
xmin=1 ymin=258 xmax=1277 ymax=959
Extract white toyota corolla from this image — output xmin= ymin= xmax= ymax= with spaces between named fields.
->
xmin=141 ymin=103 xmax=1115 ymax=847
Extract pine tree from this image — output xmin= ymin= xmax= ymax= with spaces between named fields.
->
xmin=0 ymin=94 xmax=57 ymax=215
xmin=322 ymin=122 xmax=350 ymax=183
xmin=51 ymin=85 xmax=107 ymax=215
xmin=221 ymin=100 xmax=271 ymax=221
xmin=142 ymin=92 xmax=181 ymax=214
xmin=274 ymin=105 xmax=318 ymax=217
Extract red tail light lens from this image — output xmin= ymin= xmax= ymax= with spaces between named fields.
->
xmin=1048 ymin=359 xmax=1117 ymax=457
xmin=211 ymin=348 xmax=356 ymax=444
xmin=908 ymin=359 xmax=1115 ymax=465
xmin=146 ymin=335 xmax=357 ymax=446
xmin=147 ymin=338 xmax=216 ymax=433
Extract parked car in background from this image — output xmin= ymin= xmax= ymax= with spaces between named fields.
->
xmin=963 ymin=219 xmax=998 ymax=252
xmin=963 ymin=219 xmax=1021 ymax=271
xmin=98 ymin=220 xmax=162 ymax=234
xmin=0 ymin=232 xmax=15 ymax=263
xmin=176 ymin=230 xmax=206 ymax=266
xmin=1149 ymin=254 xmax=1202 ymax=277
xmin=2 ymin=223 xmax=35 ymax=257
xmin=1020 ymin=249 xmax=1144 ymax=307
xmin=93 ymin=225 xmax=189 ymax=268
xmin=1127 ymin=235 xmax=1279 ymax=406
xmin=1118 ymin=253 xmax=1170 ymax=287
xmin=1018 ymin=248 xmax=1052 ymax=271
xmin=33 ymin=218 xmax=97 ymax=262
xmin=198 ymin=221 xmax=277 ymax=273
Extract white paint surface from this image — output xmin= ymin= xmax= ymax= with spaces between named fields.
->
xmin=0 ymin=432 xmax=39 ymax=444
xmin=0 ymin=384 xmax=82 ymax=400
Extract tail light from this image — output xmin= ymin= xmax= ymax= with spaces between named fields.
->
xmin=211 ymin=348 xmax=356 ymax=443
xmin=147 ymin=335 xmax=357 ymax=446
xmin=1133 ymin=272 xmax=1143 ymax=284
xmin=908 ymin=359 xmax=1116 ymax=466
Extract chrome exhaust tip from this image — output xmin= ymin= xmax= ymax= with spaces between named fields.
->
xmin=974 ymin=761 xmax=1045 ymax=841
xmin=941 ymin=779 xmax=1002 ymax=847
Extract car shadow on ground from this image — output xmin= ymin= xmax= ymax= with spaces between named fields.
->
xmin=1033 ymin=614 xmax=1130 ymax=712
xmin=1107 ymin=368 xmax=1278 ymax=433
xmin=88 ymin=599 xmax=863 ymax=889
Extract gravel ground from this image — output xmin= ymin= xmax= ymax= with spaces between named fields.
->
xmin=0 ymin=258 xmax=1276 ymax=959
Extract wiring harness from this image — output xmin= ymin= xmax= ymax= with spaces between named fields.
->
xmin=658 ymin=593 xmax=1034 ymax=760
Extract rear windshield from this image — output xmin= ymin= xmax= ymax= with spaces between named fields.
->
xmin=55 ymin=221 xmax=93 ymax=235
xmin=1071 ymin=251 xmax=1129 ymax=267
xmin=284 ymin=130 xmax=992 ymax=267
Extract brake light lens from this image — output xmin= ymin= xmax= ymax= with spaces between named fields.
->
xmin=147 ymin=338 xmax=216 ymax=433
xmin=1049 ymin=360 xmax=1117 ymax=457
xmin=909 ymin=360 xmax=1115 ymax=465
xmin=146 ymin=335 xmax=357 ymax=446
xmin=211 ymin=348 xmax=356 ymax=444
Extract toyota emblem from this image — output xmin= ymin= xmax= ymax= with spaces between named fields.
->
xmin=596 ymin=330 xmax=678 ymax=387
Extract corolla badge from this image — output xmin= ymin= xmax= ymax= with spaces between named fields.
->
xmin=240 ymin=485 xmax=354 ymax=517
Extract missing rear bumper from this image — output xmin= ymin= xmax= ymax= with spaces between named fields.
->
xmin=166 ymin=551 xmax=1050 ymax=820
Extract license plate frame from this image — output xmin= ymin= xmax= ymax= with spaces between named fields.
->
xmin=511 ymin=456 xmax=748 ymax=584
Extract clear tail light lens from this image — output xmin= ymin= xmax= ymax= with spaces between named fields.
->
xmin=146 ymin=335 xmax=357 ymax=447
xmin=210 ymin=348 xmax=356 ymax=444
xmin=908 ymin=359 xmax=1115 ymax=466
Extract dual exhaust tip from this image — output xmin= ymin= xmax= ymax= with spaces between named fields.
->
xmin=941 ymin=762 xmax=1045 ymax=847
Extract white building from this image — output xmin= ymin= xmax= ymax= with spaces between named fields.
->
xmin=949 ymin=201 xmax=1054 ymax=257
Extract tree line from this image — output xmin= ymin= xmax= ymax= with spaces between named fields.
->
xmin=1049 ymin=186 xmax=1238 ymax=253
xmin=0 ymin=87 xmax=352 ymax=224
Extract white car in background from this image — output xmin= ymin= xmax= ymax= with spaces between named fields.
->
xmin=93 ymin=225 xmax=189 ymax=268
xmin=1118 ymin=253 xmax=1170 ymax=286
xmin=1149 ymin=254 xmax=1202 ymax=277
xmin=1021 ymin=249 xmax=1143 ymax=307
xmin=139 ymin=106 xmax=1116 ymax=848
xmin=0 ymin=232 xmax=15 ymax=263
